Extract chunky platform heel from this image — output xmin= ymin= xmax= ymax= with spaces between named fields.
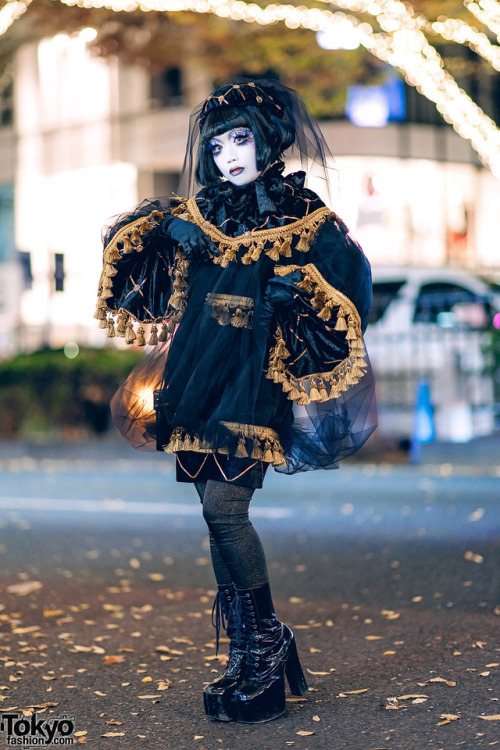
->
xmin=229 ymin=585 xmax=308 ymax=724
xmin=203 ymin=585 xmax=245 ymax=722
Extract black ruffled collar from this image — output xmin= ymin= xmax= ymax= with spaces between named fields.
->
xmin=196 ymin=161 xmax=324 ymax=235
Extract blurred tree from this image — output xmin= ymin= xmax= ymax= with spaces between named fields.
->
xmin=1 ymin=0 xmax=497 ymax=118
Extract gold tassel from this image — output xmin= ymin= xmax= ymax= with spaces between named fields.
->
xmin=167 ymin=318 xmax=177 ymax=333
xmin=273 ymin=449 xmax=286 ymax=466
xmin=191 ymin=436 xmax=201 ymax=451
xmin=262 ymin=439 xmax=274 ymax=463
xmin=251 ymin=241 xmax=264 ymax=261
xmin=168 ymin=291 xmax=183 ymax=310
xmin=106 ymin=318 xmax=116 ymax=338
xmin=100 ymin=287 xmax=114 ymax=300
xmin=139 ymin=219 xmax=153 ymax=234
xmin=225 ymin=245 xmax=238 ymax=262
xmin=297 ymin=385 xmax=310 ymax=406
xmin=309 ymin=379 xmax=321 ymax=401
xmin=335 ymin=314 xmax=347 ymax=331
xmin=149 ymin=209 xmax=164 ymax=223
xmin=148 ymin=323 xmax=159 ymax=346
xmin=136 ymin=325 xmax=146 ymax=346
xmin=280 ymin=238 xmax=292 ymax=257
xmin=104 ymin=246 xmax=121 ymax=262
xmin=122 ymin=237 xmax=133 ymax=253
xmin=281 ymin=379 xmax=294 ymax=393
xmin=266 ymin=241 xmax=281 ymax=261
xmin=329 ymin=380 xmax=341 ymax=399
xmin=130 ymin=229 xmax=142 ymax=245
xmin=318 ymin=301 xmax=334 ymax=321
xmin=351 ymin=363 xmax=364 ymax=378
xmin=236 ymin=436 xmax=249 ymax=458
xmin=345 ymin=369 xmax=356 ymax=386
xmin=125 ymin=322 xmax=136 ymax=344
xmin=288 ymin=383 xmax=301 ymax=400
xmin=318 ymin=383 xmax=329 ymax=401
xmin=173 ymin=276 xmax=187 ymax=290
xmin=116 ymin=312 xmax=128 ymax=337
xmin=105 ymin=263 xmax=118 ymax=277
xmin=94 ymin=307 xmax=107 ymax=321
xmin=297 ymin=276 xmax=313 ymax=292
xmin=356 ymin=356 xmax=367 ymax=369
xmin=272 ymin=370 xmax=286 ymax=384
xmin=241 ymin=249 xmax=254 ymax=265
xmin=170 ymin=430 xmax=184 ymax=453
xmin=251 ymin=438 xmax=264 ymax=460
xmin=311 ymin=291 xmax=325 ymax=309
xmin=296 ymin=230 xmax=310 ymax=252
xmin=276 ymin=341 xmax=290 ymax=359
xmin=102 ymin=275 xmax=113 ymax=289
xmin=346 ymin=325 xmax=357 ymax=341
xmin=99 ymin=317 xmax=108 ymax=329
xmin=158 ymin=323 xmax=169 ymax=342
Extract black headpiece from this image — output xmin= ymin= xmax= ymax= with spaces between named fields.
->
xmin=198 ymin=82 xmax=284 ymax=128
xmin=178 ymin=78 xmax=337 ymax=206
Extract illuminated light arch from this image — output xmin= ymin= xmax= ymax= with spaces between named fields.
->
xmin=2 ymin=0 xmax=500 ymax=176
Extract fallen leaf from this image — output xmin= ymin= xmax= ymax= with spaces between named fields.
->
xmin=339 ymin=689 xmax=368 ymax=696
xmin=194 ymin=737 xmax=204 ymax=741
xmin=74 ymin=732 xmax=87 ymax=737
xmin=106 ymin=720 xmax=123 ymax=726
xmin=397 ymin=694 xmax=429 ymax=700
xmin=43 ymin=609 xmax=63 ymax=618
xmin=103 ymin=656 xmax=125 ymax=665
xmin=464 ymin=551 xmax=483 ymax=564
xmin=383 ymin=651 xmax=396 ymax=655
xmin=94 ymin=691 xmax=107 ymax=697
xmin=477 ymin=715 xmax=500 ymax=720
xmin=480 ymin=671 xmax=491 ymax=677
xmin=486 ymin=663 xmax=499 ymax=668
xmin=385 ymin=697 xmax=401 ymax=710
xmin=312 ymin=715 xmax=320 ymax=722
xmin=141 ymin=677 xmax=152 ymax=683
xmin=365 ymin=636 xmax=382 ymax=641
xmin=412 ymin=698 xmax=428 ymax=704
xmin=286 ymin=697 xmax=308 ymax=702
xmin=297 ymin=730 xmax=315 ymax=736
xmin=437 ymin=714 xmax=460 ymax=726
xmin=418 ymin=677 xmax=456 ymax=687
xmin=155 ymin=646 xmax=183 ymax=655
xmin=7 ymin=581 xmax=43 ymax=596
xmin=157 ymin=680 xmax=172 ymax=691
xmin=101 ymin=732 xmax=125 ymax=737
xmin=306 ymin=669 xmax=331 ymax=676
xmin=137 ymin=695 xmax=161 ymax=700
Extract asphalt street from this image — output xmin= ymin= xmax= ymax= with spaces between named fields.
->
xmin=0 ymin=438 xmax=499 ymax=750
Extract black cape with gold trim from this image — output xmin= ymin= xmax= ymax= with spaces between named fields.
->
xmin=96 ymin=165 xmax=377 ymax=482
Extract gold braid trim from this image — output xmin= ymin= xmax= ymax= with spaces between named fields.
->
xmin=267 ymin=263 xmax=367 ymax=404
xmin=206 ymin=293 xmax=254 ymax=328
xmin=184 ymin=197 xmax=332 ymax=268
xmin=163 ymin=423 xmax=286 ymax=467
xmin=95 ymin=207 xmax=188 ymax=346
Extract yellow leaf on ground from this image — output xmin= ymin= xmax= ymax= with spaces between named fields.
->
xmin=103 ymin=656 xmax=125 ymax=665
xmin=137 ymin=695 xmax=161 ymax=700
xmin=397 ymin=695 xmax=429 ymax=700
xmin=43 ymin=609 xmax=63 ymax=618
xmin=306 ymin=669 xmax=330 ymax=676
xmin=418 ymin=677 xmax=456 ymax=687
xmin=297 ymin=730 xmax=315 ymax=736
xmin=478 ymin=715 xmax=500 ymax=720
xmin=365 ymin=636 xmax=382 ymax=641
xmin=100 ymin=732 xmax=125 ymax=737
xmin=339 ymin=689 xmax=368 ymax=696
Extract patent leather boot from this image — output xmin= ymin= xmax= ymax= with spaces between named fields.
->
xmin=230 ymin=583 xmax=308 ymax=724
xmin=203 ymin=584 xmax=246 ymax=722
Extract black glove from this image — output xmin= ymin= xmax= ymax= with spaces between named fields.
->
xmin=161 ymin=215 xmax=218 ymax=263
xmin=261 ymin=272 xmax=301 ymax=328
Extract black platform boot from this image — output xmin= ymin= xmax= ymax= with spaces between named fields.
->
xmin=230 ymin=583 xmax=308 ymax=724
xmin=203 ymin=584 xmax=246 ymax=722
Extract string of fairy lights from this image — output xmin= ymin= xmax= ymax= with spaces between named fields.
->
xmin=0 ymin=0 xmax=33 ymax=35
xmin=465 ymin=0 xmax=500 ymax=42
xmin=2 ymin=0 xmax=500 ymax=175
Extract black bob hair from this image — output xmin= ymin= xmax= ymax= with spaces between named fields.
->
xmin=195 ymin=104 xmax=295 ymax=187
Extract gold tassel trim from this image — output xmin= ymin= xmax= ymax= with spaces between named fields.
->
xmin=267 ymin=264 xmax=366 ymax=404
xmin=183 ymin=198 xmax=332 ymax=267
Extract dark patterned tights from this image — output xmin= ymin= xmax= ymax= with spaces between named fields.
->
xmin=194 ymin=480 xmax=269 ymax=589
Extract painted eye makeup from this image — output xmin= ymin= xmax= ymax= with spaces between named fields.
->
xmin=230 ymin=129 xmax=253 ymax=144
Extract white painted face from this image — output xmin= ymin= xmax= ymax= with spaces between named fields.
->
xmin=209 ymin=128 xmax=262 ymax=186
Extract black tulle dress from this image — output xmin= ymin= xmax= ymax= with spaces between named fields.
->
xmin=96 ymin=163 xmax=377 ymax=487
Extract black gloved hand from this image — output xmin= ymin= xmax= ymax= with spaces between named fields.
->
xmin=161 ymin=215 xmax=219 ymax=263
xmin=261 ymin=271 xmax=302 ymax=328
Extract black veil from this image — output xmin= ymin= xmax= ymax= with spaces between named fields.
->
xmin=177 ymin=77 xmax=337 ymax=206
